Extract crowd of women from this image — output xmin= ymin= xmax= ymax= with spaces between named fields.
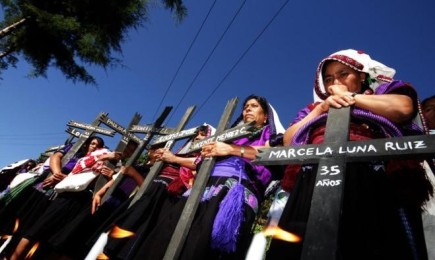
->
xmin=0 ymin=49 xmax=434 ymax=260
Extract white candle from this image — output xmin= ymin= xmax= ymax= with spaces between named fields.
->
xmin=245 ymin=232 xmax=267 ymax=260
xmin=0 ymin=236 xmax=12 ymax=254
xmin=85 ymin=231 xmax=109 ymax=260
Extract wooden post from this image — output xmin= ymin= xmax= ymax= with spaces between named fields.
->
xmin=100 ymin=106 xmax=173 ymax=204
xmin=163 ymin=97 xmax=240 ymax=260
xmin=93 ymin=112 xmax=143 ymax=192
xmin=128 ymin=106 xmax=196 ymax=207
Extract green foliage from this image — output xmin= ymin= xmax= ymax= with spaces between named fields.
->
xmin=0 ymin=0 xmax=186 ymax=84
xmin=251 ymin=192 xmax=275 ymax=259
xmin=136 ymin=152 xmax=150 ymax=165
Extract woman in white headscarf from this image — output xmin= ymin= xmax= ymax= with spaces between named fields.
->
xmin=268 ymin=49 xmax=433 ymax=260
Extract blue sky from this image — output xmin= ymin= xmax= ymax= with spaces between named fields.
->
xmin=0 ymin=0 xmax=434 ymax=168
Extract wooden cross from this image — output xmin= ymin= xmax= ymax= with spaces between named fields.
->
xmin=127 ymin=105 xmax=197 ymax=207
xmin=93 ymin=113 xmax=143 ymax=191
xmin=67 ymin=120 xmax=117 ymax=137
xmin=100 ymin=106 xmax=173 ymax=203
xmin=163 ymin=97 xmax=256 ymax=260
xmin=99 ymin=113 xmax=143 ymax=145
xmin=147 ymin=124 xmax=200 ymax=149
xmin=56 ymin=120 xmax=117 ymax=149
xmin=60 ymin=112 xmax=111 ymax=167
xmin=254 ymin=107 xmax=435 ymax=260
xmin=130 ymin=123 xmax=176 ymax=136
xmin=183 ymin=121 xmax=256 ymax=154
xmin=43 ymin=123 xmax=99 ymax=154
xmin=41 ymin=124 xmax=104 ymax=158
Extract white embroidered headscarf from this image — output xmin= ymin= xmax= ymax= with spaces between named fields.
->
xmin=176 ymin=123 xmax=216 ymax=154
xmin=313 ymin=49 xmax=396 ymax=101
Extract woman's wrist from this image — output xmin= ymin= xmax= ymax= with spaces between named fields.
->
xmin=316 ymin=102 xmax=328 ymax=113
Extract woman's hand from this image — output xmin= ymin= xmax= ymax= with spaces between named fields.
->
xmin=91 ymin=179 xmax=114 ymax=214
xmin=91 ymin=192 xmax=102 ymax=214
xmin=159 ymin=149 xmax=178 ymax=163
xmin=107 ymin=152 xmax=122 ymax=161
xmin=96 ymin=151 xmax=122 ymax=162
xmin=100 ymin=165 xmax=115 ymax=179
xmin=324 ymin=84 xmax=355 ymax=109
xmin=201 ymin=141 xmax=233 ymax=157
xmin=42 ymin=172 xmax=66 ymax=188
xmin=328 ymin=84 xmax=414 ymax=124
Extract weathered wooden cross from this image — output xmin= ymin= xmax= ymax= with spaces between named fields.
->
xmin=127 ymin=106 xmax=197 ymax=207
xmin=254 ymin=107 xmax=435 ymax=260
xmin=163 ymin=97 xmax=257 ymax=260
xmin=66 ymin=119 xmax=117 ymax=139
xmin=60 ymin=112 xmax=115 ymax=167
xmin=42 ymin=127 xmax=87 ymax=156
xmin=44 ymin=117 xmax=117 ymax=154
xmin=99 ymin=106 xmax=174 ymax=203
xmin=92 ymin=112 xmax=143 ymax=190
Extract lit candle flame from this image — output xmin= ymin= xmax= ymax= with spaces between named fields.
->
xmin=14 ymin=219 xmax=20 ymax=233
xmin=25 ymin=242 xmax=39 ymax=259
xmin=96 ymin=252 xmax=109 ymax=259
xmin=109 ymin=225 xmax=134 ymax=238
xmin=0 ymin=219 xmax=19 ymax=254
xmin=246 ymin=226 xmax=301 ymax=260
xmin=0 ymin=219 xmax=20 ymax=239
xmin=264 ymin=226 xmax=301 ymax=242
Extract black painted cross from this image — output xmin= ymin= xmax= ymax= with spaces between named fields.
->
xmin=98 ymin=113 xmax=143 ymax=146
xmin=254 ymin=107 xmax=435 ymax=260
xmin=147 ymin=124 xmax=200 ymax=149
xmin=100 ymin=106 xmax=173 ymax=204
xmin=93 ymin=112 xmax=143 ymax=191
xmin=66 ymin=120 xmax=117 ymax=138
xmin=182 ymin=120 xmax=256 ymax=154
xmin=60 ymin=112 xmax=115 ymax=167
xmin=127 ymin=105 xmax=197 ymax=207
xmin=40 ymin=118 xmax=117 ymax=161
xmin=163 ymin=97 xmax=256 ymax=260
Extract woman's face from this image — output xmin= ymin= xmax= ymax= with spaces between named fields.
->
xmin=423 ymin=98 xmax=435 ymax=129
xmin=88 ymin=138 xmax=102 ymax=153
xmin=194 ymin=130 xmax=207 ymax=141
xmin=323 ymin=61 xmax=365 ymax=93
xmin=242 ymin=98 xmax=267 ymax=127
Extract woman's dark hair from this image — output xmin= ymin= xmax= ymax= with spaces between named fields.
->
xmin=83 ymin=136 xmax=105 ymax=151
xmin=244 ymin=94 xmax=268 ymax=116
xmin=195 ymin=125 xmax=209 ymax=135
xmin=422 ymin=95 xmax=435 ymax=108
xmin=231 ymin=94 xmax=269 ymax=127
xmin=322 ymin=60 xmax=371 ymax=94
xmin=321 ymin=60 xmax=333 ymax=76
xmin=26 ymin=159 xmax=37 ymax=168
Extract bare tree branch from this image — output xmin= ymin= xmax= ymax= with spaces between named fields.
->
xmin=0 ymin=17 xmax=27 ymax=39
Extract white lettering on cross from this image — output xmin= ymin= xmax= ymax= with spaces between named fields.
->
xmin=385 ymin=140 xmax=427 ymax=151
